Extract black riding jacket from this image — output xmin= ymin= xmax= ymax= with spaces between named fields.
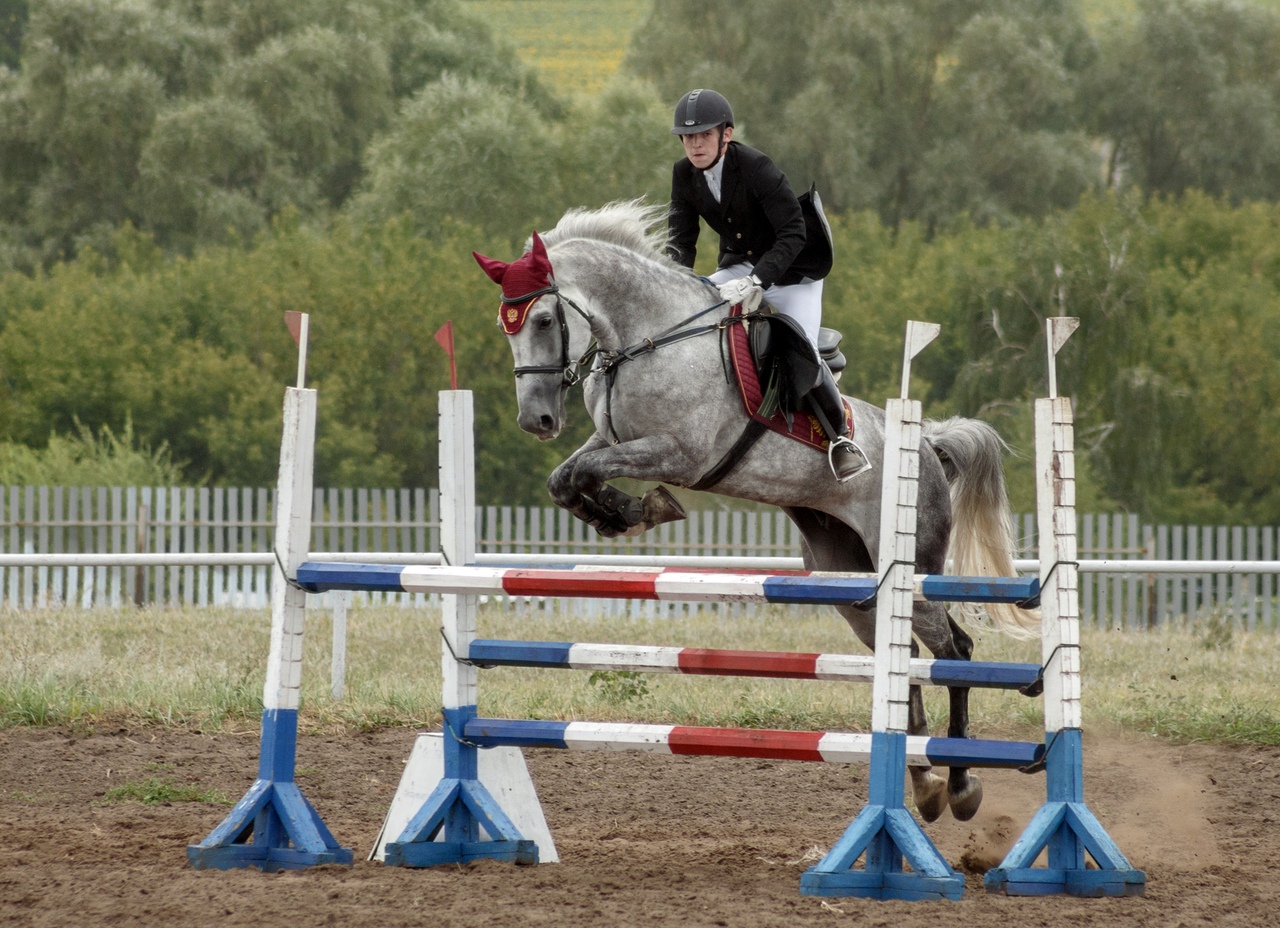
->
xmin=666 ymin=141 xmax=828 ymax=289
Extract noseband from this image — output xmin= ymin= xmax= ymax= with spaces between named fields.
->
xmin=507 ymin=284 xmax=594 ymax=387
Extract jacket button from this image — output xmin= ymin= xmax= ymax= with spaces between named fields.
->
xmin=747 ymin=250 xmax=754 ymax=256
xmin=736 ymin=233 xmax=742 ymax=239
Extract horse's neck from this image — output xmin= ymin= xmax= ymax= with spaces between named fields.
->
xmin=559 ymin=248 xmax=703 ymax=349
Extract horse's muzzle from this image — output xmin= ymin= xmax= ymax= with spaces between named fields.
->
xmin=516 ymin=390 xmax=564 ymax=439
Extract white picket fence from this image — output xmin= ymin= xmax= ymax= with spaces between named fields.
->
xmin=1 ymin=485 xmax=1277 ymax=629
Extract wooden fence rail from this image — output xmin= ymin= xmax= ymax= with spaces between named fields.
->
xmin=1 ymin=486 xmax=1276 ymax=628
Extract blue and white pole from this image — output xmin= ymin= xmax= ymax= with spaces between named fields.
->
xmin=984 ymin=318 xmax=1145 ymax=896
xmin=187 ymin=381 xmax=353 ymax=869
xmin=382 ymin=391 xmax=538 ymax=867
xmin=802 ymin=322 xmax=966 ymax=900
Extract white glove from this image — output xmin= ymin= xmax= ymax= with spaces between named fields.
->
xmin=718 ymin=274 xmax=764 ymax=311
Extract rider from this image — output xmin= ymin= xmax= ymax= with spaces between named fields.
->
xmin=665 ymin=88 xmax=869 ymax=482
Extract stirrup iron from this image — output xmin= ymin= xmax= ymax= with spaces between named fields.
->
xmin=829 ymin=436 xmax=872 ymax=483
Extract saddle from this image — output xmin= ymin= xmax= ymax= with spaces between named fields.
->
xmin=748 ymin=313 xmax=848 ymax=426
xmin=690 ymin=306 xmax=854 ymax=490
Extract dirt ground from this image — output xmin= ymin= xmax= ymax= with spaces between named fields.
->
xmin=1 ymin=726 xmax=1278 ymax=928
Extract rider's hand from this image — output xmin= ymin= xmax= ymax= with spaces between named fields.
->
xmin=718 ymin=274 xmax=763 ymax=311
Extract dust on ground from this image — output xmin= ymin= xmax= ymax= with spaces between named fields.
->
xmin=2 ymin=726 xmax=1278 ymax=927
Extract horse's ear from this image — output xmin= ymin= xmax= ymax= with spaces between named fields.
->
xmin=472 ymin=251 xmax=509 ymax=285
xmin=529 ymin=232 xmax=552 ymax=276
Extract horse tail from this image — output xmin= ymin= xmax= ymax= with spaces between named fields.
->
xmin=923 ymin=416 xmax=1040 ymax=639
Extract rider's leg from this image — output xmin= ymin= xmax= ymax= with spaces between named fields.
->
xmin=758 ymin=277 xmax=823 ymax=348
xmin=809 ymin=363 xmax=872 ymax=482
xmin=711 ymin=264 xmax=824 ymax=349
xmin=765 ymin=278 xmax=870 ymax=482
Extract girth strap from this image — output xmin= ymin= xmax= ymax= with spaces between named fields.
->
xmin=689 ymin=418 xmax=769 ymax=492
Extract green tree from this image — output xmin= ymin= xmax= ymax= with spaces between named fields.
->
xmin=215 ymin=25 xmax=394 ymax=208
xmin=1089 ymin=0 xmax=1280 ymax=203
xmin=0 ymin=419 xmax=184 ymax=486
xmin=553 ymin=80 xmax=672 ymax=211
xmin=0 ymin=0 xmax=26 ymax=70
xmin=0 ymin=0 xmax=560 ymax=262
xmin=348 ymin=75 xmax=563 ymax=241
xmin=627 ymin=0 xmax=1097 ymax=228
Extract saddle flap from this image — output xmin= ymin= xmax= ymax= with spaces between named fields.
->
xmin=748 ymin=313 xmax=824 ymax=413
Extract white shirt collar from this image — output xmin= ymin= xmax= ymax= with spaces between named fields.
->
xmin=701 ymin=157 xmax=726 ymax=203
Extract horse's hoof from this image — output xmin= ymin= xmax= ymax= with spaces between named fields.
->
xmin=948 ymin=774 xmax=983 ymax=821
xmin=640 ymin=486 xmax=686 ymax=526
xmin=909 ymin=768 xmax=949 ymax=823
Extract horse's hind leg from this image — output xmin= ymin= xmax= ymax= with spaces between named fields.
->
xmin=916 ymin=605 xmax=983 ymax=821
xmin=906 ymin=662 xmax=950 ymax=823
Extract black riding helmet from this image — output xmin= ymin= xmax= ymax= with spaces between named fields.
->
xmin=671 ymin=89 xmax=734 ymax=135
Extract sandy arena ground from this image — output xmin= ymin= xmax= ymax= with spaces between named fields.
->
xmin=1 ymin=726 xmax=1278 ymax=927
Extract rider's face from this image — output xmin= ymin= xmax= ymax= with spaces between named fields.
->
xmin=681 ymin=125 xmax=732 ymax=170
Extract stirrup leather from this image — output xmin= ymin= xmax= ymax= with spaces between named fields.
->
xmin=828 ymin=435 xmax=872 ymax=483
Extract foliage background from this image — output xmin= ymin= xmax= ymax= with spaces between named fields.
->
xmin=1 ymin=0 xmax=1279 ymax=524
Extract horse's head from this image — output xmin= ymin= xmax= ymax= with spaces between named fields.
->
xmin=474 ymin=232 xmax=588 ymax=440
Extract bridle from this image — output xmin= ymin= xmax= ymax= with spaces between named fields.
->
xmin=507 ymin=282 xmax=594 ymax=388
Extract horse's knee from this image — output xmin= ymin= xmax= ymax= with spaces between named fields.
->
xmin=547 ymin=464 xmax=580 ymax=507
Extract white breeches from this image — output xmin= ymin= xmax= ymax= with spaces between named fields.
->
xmin=711 ymin=262 xmax=824 ymax=348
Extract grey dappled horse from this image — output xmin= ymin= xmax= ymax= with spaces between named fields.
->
xmin=474 ymin=201 xmax=1039 ymax=823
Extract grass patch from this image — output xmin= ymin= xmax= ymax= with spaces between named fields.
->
xmin=100 ymin=777 xmax=232 ymax=806
xmin=1 ymin=601 xmax=1276 ymax=745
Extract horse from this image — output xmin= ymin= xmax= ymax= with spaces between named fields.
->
xmin=473 ymin=200 xmax=1038 ymax=823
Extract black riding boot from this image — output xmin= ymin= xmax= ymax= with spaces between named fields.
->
xmin=807 ymin=365 xmax=872 ymax=482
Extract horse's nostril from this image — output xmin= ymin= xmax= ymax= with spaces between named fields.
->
xmin=539 ymin=415 xmax=555 ymax=431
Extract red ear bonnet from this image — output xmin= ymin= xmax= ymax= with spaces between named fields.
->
xmin=472 ymin=232 xmax=556 ymax=335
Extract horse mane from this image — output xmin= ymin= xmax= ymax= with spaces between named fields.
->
xmin=531 ymin=199 xmax=690 ymax=274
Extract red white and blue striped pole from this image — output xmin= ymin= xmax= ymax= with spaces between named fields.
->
xmin=293 ymin=563 xmax=1038 ymax=606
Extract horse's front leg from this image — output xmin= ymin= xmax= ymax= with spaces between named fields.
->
xmin=565 ymin=434 xmax=696 ymax=537
xmin=547 ymin=433 xmax=629 ymax=534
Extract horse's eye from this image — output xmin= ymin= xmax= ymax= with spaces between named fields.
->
xmin=536 ymin=314 xmax=554 ymax=330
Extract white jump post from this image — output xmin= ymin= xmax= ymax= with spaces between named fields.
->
xmin=984 ymin=317 xmax=1145 ymax=896
xmin=801 ymin=321 xmax=965 ymax=901
xmin=380 ymin=390 xmax=540 ymax=867
xmin=188 ymin=313 xmax=353 ymax=870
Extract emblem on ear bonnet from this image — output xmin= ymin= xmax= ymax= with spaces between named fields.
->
xmin=472 ymin=232 xmax=556 ymax=335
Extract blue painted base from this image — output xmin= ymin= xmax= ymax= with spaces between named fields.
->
xmin=186 ymin=778 xmax=354 ymax=870
xmin=384 ymin=707 xmax=539 ymax=869
xmin=983 ymin=730 xmax=1145 ymax=897
xmin=801 ymin=733 xmax=965 ymax=901
xmin=187 ymin=709 xmax=353 ymax=871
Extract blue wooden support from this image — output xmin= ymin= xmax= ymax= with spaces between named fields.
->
xmin=800 ymin=732 xmax=966 ymax=901
xmin=382 ymin=707 xmax=538 ymax=868
xmin=187 ymin=708 xmax=353 ymax=870
xmin=982 ymin=729 xmax=1145 ymax=896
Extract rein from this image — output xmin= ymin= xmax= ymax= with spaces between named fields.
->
xmin=593 ymin=294 xmax=736 ymax=444
xmin=512 ymin=281 xmax=739 ymax=443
